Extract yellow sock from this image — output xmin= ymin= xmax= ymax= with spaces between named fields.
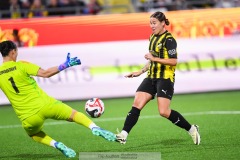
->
xmin=31 ymin=131 xmax=56 ymax=147
xmin=73 ymin=112 xmax=97 ymax=129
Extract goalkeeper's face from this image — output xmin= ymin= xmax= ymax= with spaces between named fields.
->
xmin=12 ymin=48 xmax=18 ymax=62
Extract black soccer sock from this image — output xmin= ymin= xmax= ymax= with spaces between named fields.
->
xmin=122 ymin=106 xmax=141 ymax=133
xmin=168 ymin=110 xmax=191 ymax=131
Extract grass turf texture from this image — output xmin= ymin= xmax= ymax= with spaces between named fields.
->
xmin=0 ymin=91 xmax=240 ymax=160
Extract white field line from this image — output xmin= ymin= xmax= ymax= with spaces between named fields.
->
xmin=0 ymin=111 xmax=240 ymax=129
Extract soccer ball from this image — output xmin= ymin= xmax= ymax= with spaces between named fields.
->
xmin=85 ymin=98 xmax=105 ymax=118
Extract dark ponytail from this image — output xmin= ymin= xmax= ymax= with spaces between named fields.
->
xmin=150 ymin=11 xmax=170 ymax=26
xmin=0 ymin=40 xmax=17 ymax=57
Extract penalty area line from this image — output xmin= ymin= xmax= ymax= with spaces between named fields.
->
xmin=0 ymin=110 xmax=240 ymax=129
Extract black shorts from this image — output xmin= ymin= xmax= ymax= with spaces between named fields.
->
xmin=136 ymin=78 xmax=174 ymax=100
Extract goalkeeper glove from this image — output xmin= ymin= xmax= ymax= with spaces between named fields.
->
xmin=58 ymin=53 xmax=81 ymax=71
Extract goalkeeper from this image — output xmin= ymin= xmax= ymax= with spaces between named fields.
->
xmin=0 ymin=40 xmax=116 ymax=158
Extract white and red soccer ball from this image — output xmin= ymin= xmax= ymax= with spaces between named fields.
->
xmin=85 ymin=98 xmax=105 ymax=118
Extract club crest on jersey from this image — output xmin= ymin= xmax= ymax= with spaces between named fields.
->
xmin=157 ymin=43 xmax=162 ymax=49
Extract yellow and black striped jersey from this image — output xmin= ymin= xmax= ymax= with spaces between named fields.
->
xmin=147 ymin=31 xmax=177 ymax=83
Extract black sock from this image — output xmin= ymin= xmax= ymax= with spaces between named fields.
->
xmin=122 ymin=106 xmax=141 ymax=133
xmin=168 ymin=110 xmax=191 ymax=131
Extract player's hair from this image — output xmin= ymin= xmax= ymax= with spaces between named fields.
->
xmin=0 ymin=40 xmax=17 ymax=57
xmin=150 ymin=11 xmax=170 ymax=26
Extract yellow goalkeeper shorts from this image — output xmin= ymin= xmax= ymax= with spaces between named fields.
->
xmin=22 ymin=101 xmax=72 ymax=136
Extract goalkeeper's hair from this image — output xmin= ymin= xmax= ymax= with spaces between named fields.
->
xmin=0 ymin=40 xmax=17 ymax=57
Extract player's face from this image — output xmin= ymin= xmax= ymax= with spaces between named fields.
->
xmin=150 ymin=17 xmax=165 ymax=35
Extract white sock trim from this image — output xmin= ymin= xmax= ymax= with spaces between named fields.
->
xmin=188 ymin=125 xmax=195 ymax=134
xmin=121 ymin=130 xmax=128 ymax=137
xmin=89 ymin=123 xmax=99 ymax=130
xmin=50 ymin=140 xmax=57 ymax=148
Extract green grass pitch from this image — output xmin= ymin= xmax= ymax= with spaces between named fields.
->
xmin=0 ymin=91 xmax=240 ymax=160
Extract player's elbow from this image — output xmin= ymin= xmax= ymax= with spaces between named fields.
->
xmin=172 ymin=61 xmax=177 ymax=66
xmin=170 ymin=59 xmax=177 ymax=66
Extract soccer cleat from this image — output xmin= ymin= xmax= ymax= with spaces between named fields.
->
xmin=189 ymin=125 xmax=201 ymax=145
xmin=115 ymin=129 xmax=127 ymax=144
xmin=55 ymin=142 xmax=76 ymax=158
xmin=92 ymin=127 xmax=116 ymax=141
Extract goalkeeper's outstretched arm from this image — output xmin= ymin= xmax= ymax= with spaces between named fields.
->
xmin=37 ymin=66 xmax=60 ymax=78
xmin=37 ymin=53 xmax=81 ymax=78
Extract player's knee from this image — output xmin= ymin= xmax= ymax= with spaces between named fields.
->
xmin=68 ymin=109 xmax=77 ymax=122
xmin=29 ymin=131 xmax=40 ymax=138
xmin=132 ymin=100 xmax=145 ymax=110
xmin=159 ymin=110 xmax=170 ymax=118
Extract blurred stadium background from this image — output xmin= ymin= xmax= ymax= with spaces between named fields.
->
xmin=0 ymin=0 xmax=240 ymax=18
xmin=0 ymin=1 xmax=240 ymax=160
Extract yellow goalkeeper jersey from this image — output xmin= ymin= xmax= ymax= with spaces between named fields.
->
xmin=0 ymin=61 xmax=56 ymax=121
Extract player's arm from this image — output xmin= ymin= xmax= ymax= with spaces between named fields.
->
xmin=145 ymin=56 xmax=177 ymax=66
xmin=37 ymin=66 xmax=60 ymax=78
xmin=125 ymin=61 xmax=150 ymax=78
xmin=37 ymin=53 xmax=81 ymax=78
xmin=144 ymin=37 xmax=177 ymax=66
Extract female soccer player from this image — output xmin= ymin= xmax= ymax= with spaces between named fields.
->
xmin=116 ymin=11 xmax=200 ymax=145
xmin=0 ymin=40 xmax=116 ymax=158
